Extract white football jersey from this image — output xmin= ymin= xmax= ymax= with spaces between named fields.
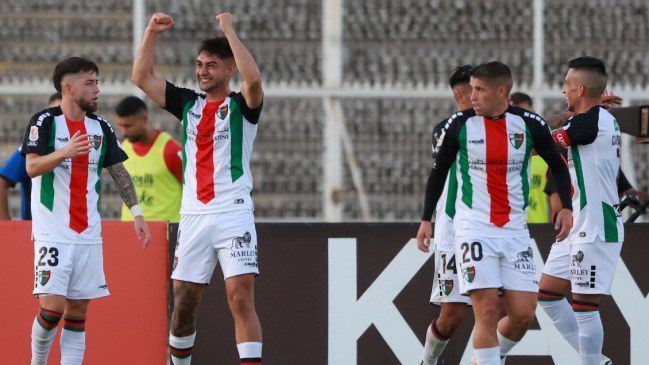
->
xmin=163 ymin=82 xmax=262 ymax=215
xmin=21 ymin=107 xmax=127 ymax=244
xmin=553 ymin=106 xmax=624 ymax=243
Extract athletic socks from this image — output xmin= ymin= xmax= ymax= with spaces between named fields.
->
xmin=60 ymin=315 xmax=86 ymax=365
xmin=573 ymin=300 xmax=603 ymax=365
xmin=237 ymin=342 xmax=262 ymax=364
xmin=474 ymin=346 xmax=501 ymax=365
xmin=170 ymin=332 xmax=196 ymax=365
xmin=422 ymin=319 xmax=451 ymax=365
xmin=538 ymin=290 xmax=580 ymax=351
xmin=31 ymin=308 xmax=62 ymax=365
xmin=497 ymin=330 xmax=518 ymax=365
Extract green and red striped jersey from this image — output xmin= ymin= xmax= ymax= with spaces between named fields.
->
xmin=21 ymin=107 xmax=127 ymax=244
xmin=552 ymin=106 xmax=623 ymax=243
xmin=426 ymin=106 xmax=572 ymax=238
xmin=162 ymin=81 xmax=263 ymax=215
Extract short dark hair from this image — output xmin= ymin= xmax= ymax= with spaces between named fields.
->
xmin=115 ymin=96 xmax=147 ymax=117
xmin=48 ymin=92 xmax=62 ymax=105
xmin=470 ymin=61 xmax=513 ymax=93
xmin=52 ymin=57 xmax=99 ymax=93
xmin=198 ymin=37 xmax=234 ymax=61
xmin=510 ymin=92 xmax=533 ymax=108
xmin=568 ymin=56 xmax=607 ymax=98
xmin=449 ymin=65 xmax=474 ymax=89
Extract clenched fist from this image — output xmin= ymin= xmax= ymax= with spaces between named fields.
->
xmin=147 ymin=12 xmax=174 ymax=34
xmin=216 ymin=13 xmax=235 ymax=35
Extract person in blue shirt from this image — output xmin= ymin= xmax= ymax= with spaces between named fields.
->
xmin=0 ymin=93 xmax=62 ymax=220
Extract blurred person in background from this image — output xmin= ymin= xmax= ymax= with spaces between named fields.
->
xmin=0 ymin=93 xmax=62 ymax=220
xmin=116 ymin=96 xmax=182 ymax=223
xmin=510 ymin=92 xmax=550 ymax=223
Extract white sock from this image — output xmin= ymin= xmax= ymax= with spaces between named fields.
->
xmin=422 ymin=322 xmax=450 ymax=365
xmin=538 ymin=294 xmax=580 ymax=351
xmin=60 ymin=330 xmax=85 ymax=365
xmin=31 ymin=310 xmax=62 ymax=365
xmin=497 ymin=330 xmax=518 ymax=364
xmin=170 ymin=332 xmax=196 ymax=365
xmin=574 ymin=309 xmax=603 ymax=365
xmin=237 ymin=342 xmax=262 ymax=362
xmin=59 ymin=316 xmax=86 ymax=365
xmin=474 ymin=346 xmax=501 ymax=365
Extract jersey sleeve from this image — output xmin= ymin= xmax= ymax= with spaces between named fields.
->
xmin=0 ymin=147 xmax=29 ymax=186
xmin=551 ymin=108 xmax=600 ymax=149
xmin=163 ymin=81 xmax=200 ymax=121
xmin=163 ymin=138 xmax=183 ymax=184
xmin=421 ymin=116 xmax=462 ymax=221
xmin=526 ymin=114 xmax=573 ymax=211
xmin=431 ymin=120 xmax=447 ymax=159
xmin=20 ymin=110 xmax=54 ymax=157
xmin=230 ymin=92 xmax=263 ymax=125
xmin=97 ymin=118 xmax=128 ymax=168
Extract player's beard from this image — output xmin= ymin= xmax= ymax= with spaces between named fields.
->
xmin=75 ymin=97 xmax=98 ymax=113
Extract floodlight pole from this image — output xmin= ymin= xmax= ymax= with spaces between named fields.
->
xmin=322 ymin=0 xmax=344 ymax=222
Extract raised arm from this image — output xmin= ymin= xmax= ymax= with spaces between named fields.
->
xmin=132 ymin=13 xmax=175 ymax=108
xmin=216 ymin=13 xmax=263 ymax=108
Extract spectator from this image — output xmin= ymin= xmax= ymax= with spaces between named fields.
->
xmin=0 ymin=93 xmax=62 ymax=220
xmin=116 ymin=96 xmax=182 ymax=222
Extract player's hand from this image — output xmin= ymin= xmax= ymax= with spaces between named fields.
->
xmin=600 ymin=89 xmax=622 ymax=111
xmin=134 ymin=216 xmax=151 ymax=250
xmin=416 ymin=220 xmax=433 ymax=252
xmin=216 ymin=13 xmax=235 ymax=35
xmin=147 ymin=12 xmax=174 ymax=34
xmin=555 ymin=208 xmax=572 ymax=242
xmin=60 ymin=131 xmax=92 ymax=159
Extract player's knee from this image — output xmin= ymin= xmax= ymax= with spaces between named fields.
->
xmin=228 ymin=291 xmax=254 ymax=315
xmin=475 ymin=304 xmax=500 ymax=324
xmin=507 ymin=309 xmax=535 ymax=327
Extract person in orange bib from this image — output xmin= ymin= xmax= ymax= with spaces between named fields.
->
xmin=116 ymin=96 xmax=182 ymax=223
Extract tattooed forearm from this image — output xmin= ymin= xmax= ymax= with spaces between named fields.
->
xmin=106 ymin=162 xmax=139 ymax=208
xmin=547 ymin=112 xmax=574 ymax=130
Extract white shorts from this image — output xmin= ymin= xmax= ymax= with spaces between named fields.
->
xmin=454 ymin=235 xmax=538 ymax=295
xmin=543 ymin=237 xmax=622 ymax=295
xmin=33 ymin=241 xmax=110 ymax=300
xmin=172 ymin=210 xmax=259 ymax=285
xmin=430 ymin=249 xmax=472 ymax=305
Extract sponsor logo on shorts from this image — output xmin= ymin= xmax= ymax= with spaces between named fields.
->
xmin=235 ymin=199 xmax=244 ymax=204
xmin=463 ymin=266 xmax=475 ymax=283
xmin=98 ymin=284 xmax=108 ymax=289
xmin=232 ymin=232 xmax=252 ymax=249
xmin=244 ymin=262 xmax=258 ymax=268
xmin=572 ymin=250 xmax=584 ymax=267
xmin=517 ymin=247 xmax=534 ymax=262
xmin=443 ymin=279 xmax=453 ymax=295
xmin=39 ymin=270 xmax=50 ymax=286
xmin=575 ymin=281 xmax=590 ymax=288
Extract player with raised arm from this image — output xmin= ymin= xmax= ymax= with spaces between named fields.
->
xmin=417 ymin=65 xmax=475 ymax=365
xmin=539 ymin=57 xmax=625 ymax=365
xmin=132 ymin=12 xmax=263 ymax=365
xmin=23 ymin=57 xmax=151 ymax=365
xmin=417 ymin=62 xmax=574 ymax=365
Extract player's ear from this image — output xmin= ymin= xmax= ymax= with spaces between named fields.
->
xmin=227 ymin=62 xmax=236 ymax=78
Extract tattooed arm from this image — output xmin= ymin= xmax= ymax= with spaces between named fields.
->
xmin=546 ymin=111 xmax=575 ymax=130
xmin=107 ymin=162 xmax=138 ymax=208
xmin=107 ymin=162 xmax=151 ymax=249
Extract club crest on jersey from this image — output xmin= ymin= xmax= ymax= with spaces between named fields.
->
xmin=29 ymin=126 xmax=39 ymax=141
xmin=443 ymin=279 xmax=453 ymax=295
xmin=39 ymin=270 xmax=50 ymax=286
xmin=89 ymin=135 xmax=102 ymax=150
xmin=463 ymin=266 xmax=475 ymax=283
xmin=509 ymin=132 xmax=524 ymax=149
xmin=217 ymin=105 xmax=229 ymax=120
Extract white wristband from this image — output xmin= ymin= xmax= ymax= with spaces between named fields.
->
xmin=130 ymin=205 xmax=143 ymax=218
